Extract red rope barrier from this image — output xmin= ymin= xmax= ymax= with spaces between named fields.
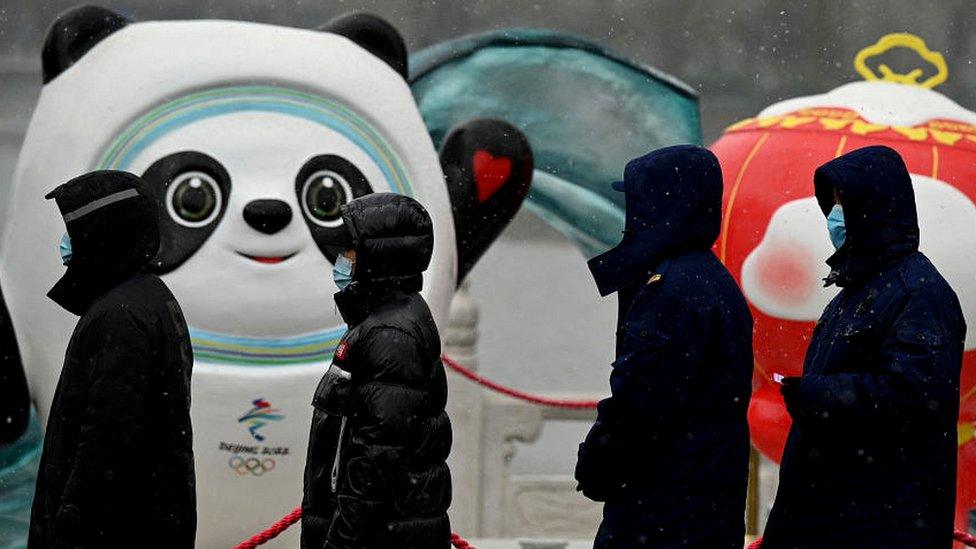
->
xmin=232 ymin=352 xmax=976 ymax=549
xmin=441 ymin=354 xmax=599 ymax=409
xmin=232 ymin=506 xmax=301 ymax=549
xmin=955 ymin=530 xmax=976 ymax=546
xmin=231 ymin=506 xmax=477 ymax=548
xmin=231 ymin=488 xmax=976 ymax=549
xmin=451 ymin=532 xmax=477 ymax=549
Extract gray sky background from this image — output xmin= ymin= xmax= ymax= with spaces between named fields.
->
xmin=3 ymin=0 xmax=976 ymax=141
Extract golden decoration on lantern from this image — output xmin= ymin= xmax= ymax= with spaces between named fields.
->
xmin=853 ymin=32 xmax=948 ymax=89
xmin=721 ymin=34 xmax=971 ymax=147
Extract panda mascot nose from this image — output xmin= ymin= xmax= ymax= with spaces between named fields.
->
xmin=243 ymin=199 xmax=293 ymax=234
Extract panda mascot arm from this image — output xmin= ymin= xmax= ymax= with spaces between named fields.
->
xmin=0 ymin=283 xmax=28 ymax=445
xmin=438 ymin=119 xmax=533 ymax=280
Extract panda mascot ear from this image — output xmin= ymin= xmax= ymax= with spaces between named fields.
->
xmin=440 ymin=119 xmax=533 ymax=283
xmin=42 ymin=5 xmax=130 ymax=84
xmin=319 ymin=13 xmax=408 ymax=79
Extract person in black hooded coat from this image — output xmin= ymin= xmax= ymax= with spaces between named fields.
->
xmin=762 ymin=146 xmax=965 ymax=548
xmin=576 ymin=145 xmax=754 ymax=548
xmin=30 ymin=171 xmax=195 ymax=548
xmin=302 ymin=193 xmax=451 ymax=549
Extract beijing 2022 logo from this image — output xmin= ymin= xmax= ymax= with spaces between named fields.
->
xmin=219 ymin=398 xmax=290 ymax=476
xmin=238 ymin=398 xmax=284 ymax=442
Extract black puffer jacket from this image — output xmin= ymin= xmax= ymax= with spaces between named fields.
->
xmin=302 ymin=193 xmax=452 ymax=549
xmin=30 ymin=171 xmax=196 ymax=548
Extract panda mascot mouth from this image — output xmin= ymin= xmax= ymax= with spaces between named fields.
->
xmin=236 ymin=252 xmax=298 ymax=265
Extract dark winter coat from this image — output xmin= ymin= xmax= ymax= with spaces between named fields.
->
xmin=30 ymin=171 xmax=195 ymax=548
xmin=762 ymin=146 xmax=965 ymax=548
xmin=302 ymin=193 xmax=451 ymax=549
xmin=578 ymin=145 xmax=754 ymax=548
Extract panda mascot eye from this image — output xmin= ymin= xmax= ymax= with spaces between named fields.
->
xmin=141 ymin=151 xmax=232 ymax=273
xmin=301 ymin=170 xmax=352 ymax=228
xmin=168 ymin=171 xmax=223 ymax=227
xmin=295 ymin=154 xmax=372 ymax=260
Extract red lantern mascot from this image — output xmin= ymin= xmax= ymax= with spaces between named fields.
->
xmin=712 ymin=33 xmax=976 ymax=530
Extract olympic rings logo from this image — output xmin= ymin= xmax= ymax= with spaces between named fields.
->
xmin=229 ymin=456 xmax=276 ymax=476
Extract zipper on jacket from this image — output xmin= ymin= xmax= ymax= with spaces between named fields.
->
xmin=331 ymin=416 xmax=348 ymax=492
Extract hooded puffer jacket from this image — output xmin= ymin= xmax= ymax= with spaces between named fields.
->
xmin=763 ymin=146 xmax=966 ymax=548
xmin=302 ymin=193 xmax=451 ymax=549
xmin=30 ymin=171 xmax=195 ymax=548
xmin=578 ymin=145 xmax=754 ymax=548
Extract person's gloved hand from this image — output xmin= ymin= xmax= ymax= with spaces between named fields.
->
xmin=780 ymin=376 xmax=804 ymax=420
xmin=575 ymin=422 xmax=627 ymax=503
xmin=575 ymin=441 xmax=610 ymax=502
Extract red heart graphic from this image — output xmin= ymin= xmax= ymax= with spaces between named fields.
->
xmin=473 ymin=150 xmax=512 ymax=203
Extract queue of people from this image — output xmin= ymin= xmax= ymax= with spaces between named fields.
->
xmin=26 ymin=144 xmax=964 ymax=548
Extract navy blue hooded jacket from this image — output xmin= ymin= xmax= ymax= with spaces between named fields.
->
xmin=576 ymin=145 xmax=754 ymax=548
xmin=762 ymin=146 xmax=965 ymax=548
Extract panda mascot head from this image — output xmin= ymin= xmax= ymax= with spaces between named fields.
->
xmin=1 ymin=5 xmax=531 ymax=545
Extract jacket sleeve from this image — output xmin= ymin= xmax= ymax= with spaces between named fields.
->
xmin=58 ymin=311 xmax=151 ymax=531
xmin=302 ymin=391 xmax=338 ymax=549
xmin=325 ymin=326 xmax=427 ymax=548
xmin=576 ymin=295 xmax=703 ymax=501
xmin=793 ymin=290 xmax=961 ymax=425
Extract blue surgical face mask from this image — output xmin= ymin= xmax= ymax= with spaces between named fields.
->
xmin=827 ymin=204 xmax=846 ymax=250
xmin=333 ymin=254 xmax=354 ymax=291
xmin=59 ymin=233 xmax=73 ymax=265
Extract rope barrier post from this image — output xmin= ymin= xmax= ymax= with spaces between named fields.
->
xmin=746 ymin=446 xmax=760 ymax=536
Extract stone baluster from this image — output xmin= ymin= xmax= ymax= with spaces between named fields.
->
xmin=445 ymin=281 xmax=484 ymax=536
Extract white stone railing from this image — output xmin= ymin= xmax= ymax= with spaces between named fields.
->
xmin=480 ymin=392 xmax=602 ymax=538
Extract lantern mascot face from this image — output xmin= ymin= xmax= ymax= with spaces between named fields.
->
xmin=711 ymin=34 xmax=976 ymax=530
xmin=0 ymin=5 xmax=703 ymax=546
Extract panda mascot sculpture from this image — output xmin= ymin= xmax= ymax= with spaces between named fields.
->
xmin=0 ymin=6 xmax=533 ymax=546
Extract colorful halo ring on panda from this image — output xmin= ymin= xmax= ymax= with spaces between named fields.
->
xmin=93 ymin=85 xmax=422 ymax=368
xmin=188 ymin=325 xmax=347 ymax=366
xmin=710 ymin=33 xmax=976 ymax=529
xmin=97 ymin=85 xmax=413 ymax=197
